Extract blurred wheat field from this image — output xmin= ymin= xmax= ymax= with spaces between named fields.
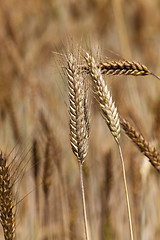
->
xmin=0 ymin=0 xmax=160 ymax=239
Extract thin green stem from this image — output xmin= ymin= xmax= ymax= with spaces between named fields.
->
xmin=79 ymin=162 xmax=90 ymax=240
xmin=117 ymin=141 xmax=134 ymax=240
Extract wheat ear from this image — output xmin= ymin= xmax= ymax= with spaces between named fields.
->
xmin=85 ymin=53 xmax=134 ymax=240
xmin=120 ymin=117 xmax=160 ymax=171
xmin=84 ymin=53 xmax=120 ymax=140
xmin=98 ymin=60 xmax=151 ymax=76
xmin=0 ymin=152 xmax=15 ymax=240
xmin=82 ymin=59 xmax=160 ymax=80
xmin=66 ymin=53 xmax=90 ymax=240
xmin=67 ymin=55 xmax=89 ymax=162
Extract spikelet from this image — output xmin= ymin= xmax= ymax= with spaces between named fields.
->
xmin=66 ymin=53 xmax=89 ymax=163
xmin=0 ymin=153 xmax=15 ymax=240
xmin=85 ymin=53 xmax=120 ymax=141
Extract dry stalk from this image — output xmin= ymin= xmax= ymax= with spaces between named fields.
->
xmin=120 ymin=117 xmax=160 ymax=172
xmin=85 ymin=52 xmax=134 ymax=240
xmin=117 ymin=144 xmax=134 ymax=240
xmin=43 ymin=134 xmax=54 ymax=199
xmin=101 ymin=150 xmax=113 ymax=239
xmin=5 ymin=98 xmax=21 ymax=142
xmin=39 ymin=111 xmax=63 ymax=179
xmin=39 ymin=111 xmax=69 ymax=238
xmin=32 ymin=138 xmax=41 ymax=186
xmin=32 ymin=138 xmax=41 ymax=215
xmin=42 ymin=134 xmax=54 ymax=229
xmin=66 ymin=53 xmax=90 ymax=240
xmin=39 ymin=111 xmax=51 ymax=135
xmin=0 ymin=152 xmax=15 ymax=240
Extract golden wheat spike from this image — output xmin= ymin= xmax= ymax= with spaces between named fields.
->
xmin=120 ymin=117 xmax=160 ymax=172
xmin=66 ymin=54 xmax=89 ymax=163
xmin=0 ymin=153 xmax=15 ymax=240
xmin=81 ymin=58 xmax=160 ymax=80
xmin=85 ymin=52 xmax=120 ymax=141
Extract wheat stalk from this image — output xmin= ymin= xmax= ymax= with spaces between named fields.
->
xmin=32 ymin=138 xmax=41 ymax=215
xmin=43 ymin=134 xmax=54 ymax=198
xmin=32 ymin=138 xmax=41 ymax=185
xmin=0 ymin=152 xmax=15 ymax=240
xmin=66 ymin=53 xmax=90 ymax=240
xmin=42 ymin=134 xmax=54 ymax=230
xmin=120 ymin=117 xmax=160 ymax=172
xmin=85 ymin=52 xmax=134 ymax=240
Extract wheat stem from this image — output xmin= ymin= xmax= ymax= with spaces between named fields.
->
xmin=151 ymin=73 xmax=160 ymax=80
xmin=117 ymin=142 xmax=134 ymax=240
xmin=79 ymin=162 xmax=90 ymax=240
